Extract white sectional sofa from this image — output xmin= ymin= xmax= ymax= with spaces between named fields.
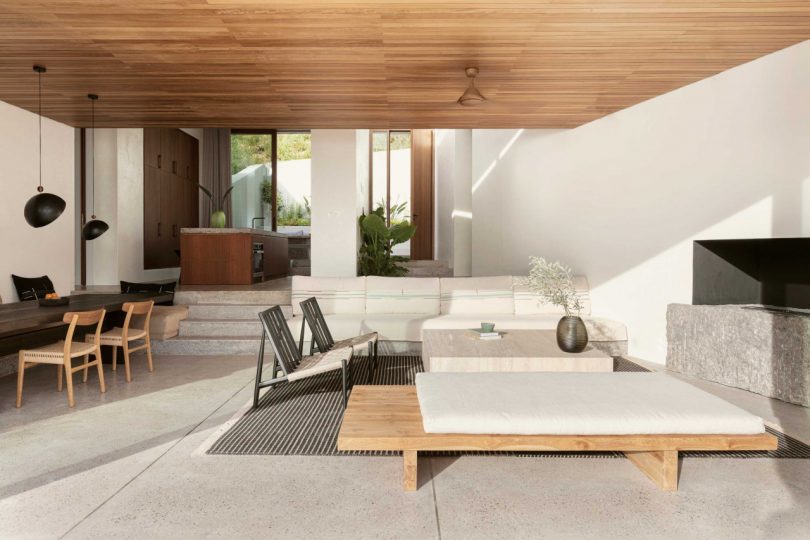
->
xmin=288 ymin=275 xmax=628 ymax=355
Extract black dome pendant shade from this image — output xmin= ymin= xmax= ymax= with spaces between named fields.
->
xmin=24 ymin=65 xmax=66 ymax=228
xmin=83 ymin=218 xmax=109 ymax=240
xmin=82 ymin=93 xmax=108 ymax=241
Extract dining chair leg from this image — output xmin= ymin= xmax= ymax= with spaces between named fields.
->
xmin=57 ymin=363 xmax=63 ymax=391
xmin=64 ymin=359 xmax=75 ymax=407
xmin=112 ymin=346 xmax=118 ymax=371
xmin=15 ymin=354 xmax=24 ymax=408
xmin=82 ymin=354 xmax=90 ymax=383
xmin=123 ymin=343 xmax=132 ymax=383
xmin=145 ymin=336 xmax=154 ymax=372
xmin=95 ymin=347 xmax=106 ymax=394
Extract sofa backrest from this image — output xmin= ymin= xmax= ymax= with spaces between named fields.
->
xmin=439 ymin=276 xmax=515 ymax=315
xmin=291 ymin=276 xmax=367 ymax=316
xmin=512 ymin=275 xmax=592 ymax=316
xmin=365 ymin=276 xmax=440 ymax=315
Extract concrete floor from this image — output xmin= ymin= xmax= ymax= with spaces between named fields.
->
xmin=1 ymin=354 xmax=809 ymax=539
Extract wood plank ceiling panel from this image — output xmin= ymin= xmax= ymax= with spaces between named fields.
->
xmin=0 ymin=1 xmax=807 ymax=128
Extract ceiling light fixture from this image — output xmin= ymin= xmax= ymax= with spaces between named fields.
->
xmin=23 ymin=65 xmax=66 ymax=228
xmin=82 ymin=93 xmax=109 ymax=240
xmin=457 ymin=67 xmax=485 ymax=106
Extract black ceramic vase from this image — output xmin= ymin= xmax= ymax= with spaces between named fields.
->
xmin=556 ymin=315 xmax=588 ymax=353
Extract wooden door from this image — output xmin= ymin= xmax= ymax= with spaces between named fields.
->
xmin=160 ymin=128 xmax=179 ymax=176
xmin=410 ymin=129 xmax=434 ymax=260
xmin=143 ymin=166 xmax=162 ymax=269
xmin=159 ymin=170 xmax=180 ymax=267
xmin=178 ymin=131 xmax=191 ymax=179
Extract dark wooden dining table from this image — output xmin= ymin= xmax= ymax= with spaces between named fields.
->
xmin=0 ymin=292 xmax=173 ymax=357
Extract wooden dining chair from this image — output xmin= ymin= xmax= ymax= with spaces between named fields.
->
xmin=16 ymin=308 xmax=106 ymax=408
xmin=86 ymin=300 xmax=154 ymax=383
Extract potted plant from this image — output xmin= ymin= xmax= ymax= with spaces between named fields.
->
xmin=357 ymin=206 xmax=416 ymax=276
xmin=526 ymin=257 xmax=588 ymax=352
xmin=198 ymin=184 xmax=237 ymax=228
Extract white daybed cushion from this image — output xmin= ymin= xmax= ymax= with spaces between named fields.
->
xmin=291 ymin=276 xmax=366 ymax=316
xmin=440 ymin=276 xmax=514 ymax=315
xmin=420 ymin=314 xmax=627 ymax=342
xmin=513 ymin=275 xmax=592 ymax=316
xmin=415 ymin=372 xmax=765 ymax=435
xmin=365 ymin=276 xmax=440 ymax=315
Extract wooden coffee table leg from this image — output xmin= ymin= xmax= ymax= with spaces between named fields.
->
xmin=403 ymin=450 xmax=418 ymax=491
xmin=625 ymin=450 xmax=679 ymax=491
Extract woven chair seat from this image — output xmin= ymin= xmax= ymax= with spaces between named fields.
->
xmin=333 ymin=332 xmax=377 ymax=350
xmin=287 ymin=347 xmax=353 ymax=381
xmin=20 ymin=341 xmax=97 ymax=363
xmin=89 ymin=327 xmax=147 ymax=346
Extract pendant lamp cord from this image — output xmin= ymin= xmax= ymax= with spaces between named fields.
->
xmin=91 ymin=97 xmax=95 ymax=218
xmin=37 ymin=68 xmax=42 ymax=190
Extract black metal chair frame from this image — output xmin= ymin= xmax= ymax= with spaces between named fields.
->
xmin=253 ymin=306 xmax=352 ymax=408
xmin=298 ymin=297 xmax=379 ymax=381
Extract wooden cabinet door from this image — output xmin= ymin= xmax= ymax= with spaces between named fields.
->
xmin=158 ymin=171 xmax=179 ymax=267
xmin=160 ymin=128 xmax=179 ymax=176
xmin=178 ymin=132 xmax=191 ymax=179
xmin=144 ymin=128 xmax=161 ymax=169
xmin=143 ymin=166 xmax=162 ymax=269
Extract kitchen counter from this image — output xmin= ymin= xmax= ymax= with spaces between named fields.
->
xmin=180 ymin=229 xmax=289 ymax=285
xmin=181 ymin=227 xmax=288 ymax=238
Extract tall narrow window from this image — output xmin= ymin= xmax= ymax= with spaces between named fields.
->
xmin=276 ymin=131 xmax=311 ymax=234
xmin=230 ymin=131 xmax=274 ymax=229
xmin=370 ymin=130 xmax=412 ymax=256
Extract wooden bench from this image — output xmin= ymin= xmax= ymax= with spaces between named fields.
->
xmin=337 ymin=386 xmax=778 ymax=491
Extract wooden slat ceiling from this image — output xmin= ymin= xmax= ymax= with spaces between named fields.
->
xmin=0 ymin=1 xmax=808 ymax=129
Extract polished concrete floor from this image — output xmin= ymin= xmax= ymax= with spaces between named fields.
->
xmin=1 ymin=354 xmax=809 ymax=539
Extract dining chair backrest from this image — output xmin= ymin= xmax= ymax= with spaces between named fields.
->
xmin=258 ymin=306 xmax=302 ymax=376
xmin=62 ymin=308 xmax=106 ymax=356
xmin=299 ymin=297 xmax=335 ymax=353
xmin=122 ymin=300 xmax=154 ymax=338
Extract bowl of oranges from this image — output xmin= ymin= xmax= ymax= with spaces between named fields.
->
xmin=38 ymin=292 xmax=70 ymax=307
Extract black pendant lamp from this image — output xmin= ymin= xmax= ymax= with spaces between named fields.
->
xmin=82 ymin=93 xmax=109 ymax=240
xmin=24 ymin=65 xmax=66 ymax=228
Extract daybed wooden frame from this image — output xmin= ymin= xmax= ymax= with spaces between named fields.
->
xmin=336 ymin=386 xmax=778 ymax=492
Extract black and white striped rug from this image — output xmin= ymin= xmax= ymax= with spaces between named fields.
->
xmin=206 ymin=355 xmax=810 ymax=459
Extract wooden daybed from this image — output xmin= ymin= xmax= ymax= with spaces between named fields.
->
xmin=337 ymin=385 xmax=777 ymax=492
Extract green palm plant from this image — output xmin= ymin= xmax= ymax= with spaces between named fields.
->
xmin=358 ymin=207 xmax=416 ymax=276
xmin=197 ymin=183 xmax=237 ymax=228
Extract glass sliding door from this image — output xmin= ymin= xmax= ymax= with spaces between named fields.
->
xmin=230 ymin=131 xmax=274 ymax=229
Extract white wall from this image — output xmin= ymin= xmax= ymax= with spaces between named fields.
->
xmin=471 ymin=41 xmax=810 ymax=363
xmin=0 ymin=100 xmax=75 ymax=302
xmin=86 ymin=128 xmax=202 ymax=285
xmin=433 ymin=129 xmax=473 ymax=276
xmin=434 ymin=129 xmax=455 ymax=265
xmin=311 ymin=129 xmax=367 ymax=277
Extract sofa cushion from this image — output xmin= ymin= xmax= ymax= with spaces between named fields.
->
xmin=440 ymin=276 xmax=514 ymax=315
xmin=513 ymin=275 xmax=592 ymax=316
xmin=288 ymin=314 xmax=365 ymax=343
xmin=291 ymin=276 xmax=366 ymax=316
xmin=365 ymin=277 xmax=440 ymax=315
xmin=421 ymin=314 xmax=626 ymax=342
xmin=361 ymin=314 xmax=435 ymax=342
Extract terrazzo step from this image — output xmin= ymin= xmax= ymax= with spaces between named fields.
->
xmin=186 ymin=303 xmax=292 ymax=319
xmin=151 ymin=335 xmax=268 ymax=356
xmin=174 ymin=290 xmax=291 ymax=306
xmin=179 ymin=319 xmax=263 ymax=337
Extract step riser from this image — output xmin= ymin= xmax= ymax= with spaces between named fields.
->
xmin=174 ymin=290 xmax=291 ymax=306
xmin=186 ymin=304 xmax=292 ymax=319
xmin=151 ymin=339 xmax=264 ymax=356
xmin=180 ymin=320 xmax=263 ymax=337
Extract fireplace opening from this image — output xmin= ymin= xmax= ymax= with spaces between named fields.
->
xmin=693 ymin=237 xmax=810 ymax=311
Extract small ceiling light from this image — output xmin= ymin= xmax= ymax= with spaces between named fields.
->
xmin=24 ymin=65 xmax=66 ymax=228
xmin=457 ymin=67 xmax=485 ymax=106
xmin=82 ymin=93 xmax=109 ymax=240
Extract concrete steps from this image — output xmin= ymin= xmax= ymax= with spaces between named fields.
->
xmin=156 ymin=289 xmax=293 ymax=356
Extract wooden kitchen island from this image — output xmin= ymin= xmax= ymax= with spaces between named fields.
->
xmin=180 ymin=228 xmax=289 ymax=285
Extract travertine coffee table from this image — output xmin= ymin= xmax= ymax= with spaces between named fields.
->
xmin=421 ymin=329 xmax=613 ymax=373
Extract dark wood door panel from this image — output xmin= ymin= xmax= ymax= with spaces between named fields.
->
xmin=410 ymin=129 xmax=434 ymax=260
